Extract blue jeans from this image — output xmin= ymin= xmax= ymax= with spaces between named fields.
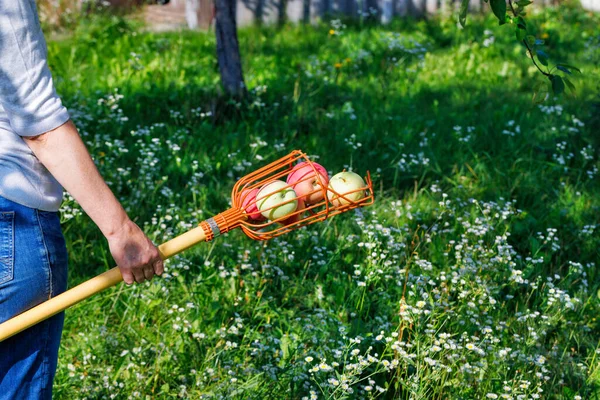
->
xmin=0 ymin=195 xmax=68 ymax=399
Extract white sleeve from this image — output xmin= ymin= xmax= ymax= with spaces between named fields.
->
xmin=0 ymin=0 xmax=70 ymax=137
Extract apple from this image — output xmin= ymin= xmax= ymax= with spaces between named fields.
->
xmin=327 ymin=171 xmax=366 ymax=206
xmin=256 ymin=180 xmax=298 ymax=220
xmin=286 ymin=161 xmax=329 ymax=204
xmin=240 ymin=187 xmax=265 ymax=221
xmin=281 ymin=198 xmax=306 ymax=226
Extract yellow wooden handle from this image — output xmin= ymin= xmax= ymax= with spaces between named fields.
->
xmin=0 ymin=226 xmax=207 ymax=342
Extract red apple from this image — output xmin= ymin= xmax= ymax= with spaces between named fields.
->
xmin=241 ymin=187 xmax=265 ymax=221
xmin=286 ymin=161 xmax=329 ymax=204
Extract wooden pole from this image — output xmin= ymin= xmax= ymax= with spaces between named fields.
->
xmin=0 ymin=226 xmax=207 ymax=342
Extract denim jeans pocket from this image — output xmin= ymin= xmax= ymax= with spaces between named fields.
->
xmin=0 ymin=211 xmax=15 ymax=285
xmin=36 ymin=210 xmax=68 ymax=297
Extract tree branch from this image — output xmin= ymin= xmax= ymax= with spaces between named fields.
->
xmin=508 ymin=0 xmax=551 ymax=77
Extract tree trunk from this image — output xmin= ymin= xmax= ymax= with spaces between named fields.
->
xmin=215 ymin=0 xmax=246 ymax=97
xmin=302 ymin=0 xmax=310 ymax=23
xmin=278 ymin=0 xmax=288 ymax=26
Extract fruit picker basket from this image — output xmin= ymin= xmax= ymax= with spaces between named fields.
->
xmin=203 ymin=149 xmax=375 ymax=241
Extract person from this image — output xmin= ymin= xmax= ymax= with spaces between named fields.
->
xmin=0 ymin=1 xmax=164 ymax=398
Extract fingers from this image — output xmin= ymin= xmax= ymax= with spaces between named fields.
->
xmin=122 ymin=269 xmax=135 ymax=285
xmin=121 ymin=264 xmax=156 ymax=285
xmin=132 ymin=267 xmax=146 ymax=284
xmin=120 ymin=253 xmax=162 ymax=285
xmin=153 ymin=258 xmax=164 ymax=276
xmin=109 ymin=222 xmax=164 ymax=285
xmin=143 ymin=265 xmax=154 ymax=281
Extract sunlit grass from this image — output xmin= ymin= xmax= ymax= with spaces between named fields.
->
xmin=47 ymin=6 xmax=599 ymax=399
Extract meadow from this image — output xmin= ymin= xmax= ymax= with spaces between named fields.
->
xmin=44 ymin=5 xmax=600 ymax=399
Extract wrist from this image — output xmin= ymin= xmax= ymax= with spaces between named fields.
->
xmin=103 ymin=212 xmax=134 ymax=242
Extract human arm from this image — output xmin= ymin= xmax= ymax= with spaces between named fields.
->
xmin=0 ymin=1 xmax=161 ymax=284
xmin=23 ymin=121 xmax=164 ymax=284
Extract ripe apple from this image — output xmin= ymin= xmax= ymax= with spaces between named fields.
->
xmin=240 ymin=187 xmax=265 ymax=221
xmin=286 ymin=161 xmax=329 ymax=204
xmin=327 ymin=171 xmax=366 ymax=206
xmin=256 ymin=180 xmax=298 ymax=220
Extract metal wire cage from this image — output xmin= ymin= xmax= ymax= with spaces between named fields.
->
xmin=199 ymin=150 xmax=374 ymax=241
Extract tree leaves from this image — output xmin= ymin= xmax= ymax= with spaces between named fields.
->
xmin=556 ymin=65 xmax=572 ymax=74
xmin=457 ymin=0 xmax=583 ymax=101
xmin=516 ymin=27 xmax=527 ymax=41
xmin=525 ymin=35 xmax=536 ymax=47
xmin=563 ymin=76 xmax=576 ymax=95
xmin=550 ymin=75 xmax=565 ymax=95
xmin=556 ymin=63 xmax=582 ymax=73
xmin=459 ymin=0 xmax=470 ymax=28
xmin=532 ymin=81 xmax=550 ymax=104
xmin=537 ymin=50 xmax=549 ymax=67
xmin=490 ymin=0 xmax=507 ymax=25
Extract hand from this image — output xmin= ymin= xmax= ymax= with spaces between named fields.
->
xmin=107 ymin=219 xmax=164 ymax=285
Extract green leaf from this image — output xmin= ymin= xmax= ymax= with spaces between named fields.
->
xmin=537 ymin=50 xmax=549 ymax=66
xmin=280 ymin=334 xmax=291 ymax=363
xmin=459 ymin=0 xmax=470 ymax=27
xmin=516 ymin=27 xmax=527 ymax=41
xmin=516 ymin=0 xmax=532 ymax=6
xmin=551 ymin=75 xmax=565 ymax=95
xmin=556 ymin=65 xmax=572 ymax=74
xmin=490 ymin=0 xmax=507 ymax=24
xmin=563 ymin=76 xmax=576 ymax=94
xmin=532 ymin=80 xmax=549 ymax=104
xmin=563 ymin=387 xmax=576 ymax=397
xmin=556 ymin=63 xmax=582 ymax=73
xmin=525 ymin=35 xmax=536 ymax=46
xmin=148 ymin=299 xmax=162 ymax=309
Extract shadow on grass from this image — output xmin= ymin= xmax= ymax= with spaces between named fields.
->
xmin=64 ymin=74 xmax=598 ymax=266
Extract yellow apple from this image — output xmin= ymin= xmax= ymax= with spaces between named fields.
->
xmin=327 ymin=171 xmax=366 ymax=206
xmin=256 ymin=180 xmax=298 ymax=220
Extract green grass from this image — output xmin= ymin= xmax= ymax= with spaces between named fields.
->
xmin=44 ymin=6 xmax=600 ymax=399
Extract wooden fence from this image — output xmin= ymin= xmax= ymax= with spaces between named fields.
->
xmin=38 ymin=0 xmax=598 ymax=30
xmin=147 ymin=0 xmax=587 ymax=29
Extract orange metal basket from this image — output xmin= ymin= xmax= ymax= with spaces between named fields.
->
xmin=199 ymin=149 xmax=374 ymax=241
